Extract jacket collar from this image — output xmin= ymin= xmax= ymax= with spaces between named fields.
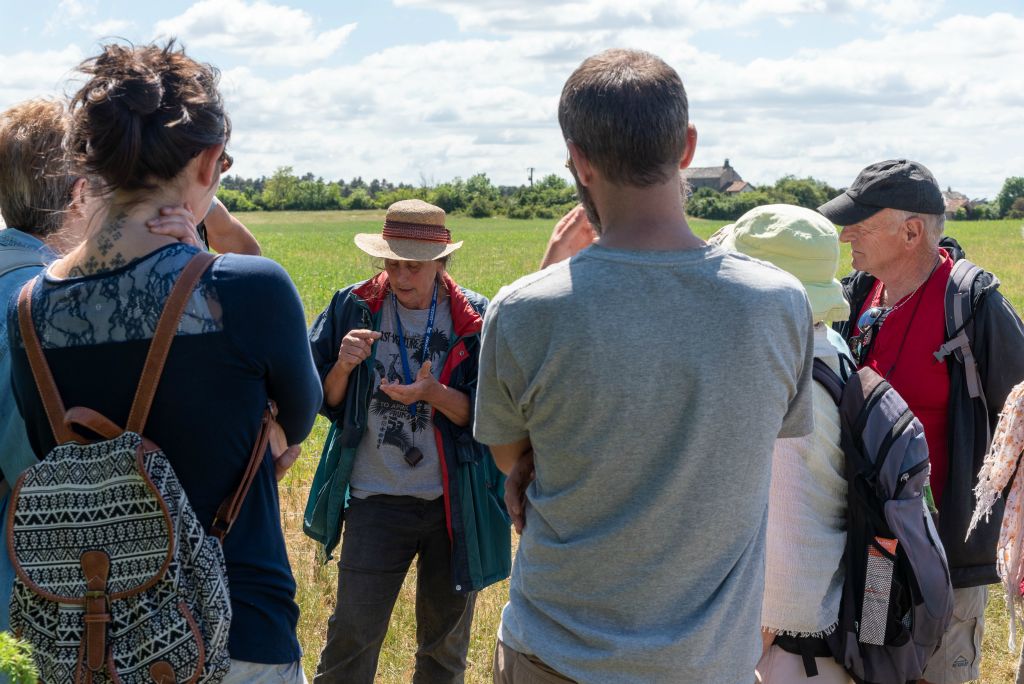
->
xmin=352 ymin=271 xmax=482 ymax=337
xmin=0 ymin=227 xmax=54 ymax=256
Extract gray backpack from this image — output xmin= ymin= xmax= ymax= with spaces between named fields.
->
xmin=814 ymin=360 xmax=955 ymax=684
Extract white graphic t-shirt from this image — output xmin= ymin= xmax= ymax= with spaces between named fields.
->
xmin=350 ymin=292 xmax=451 ymax=500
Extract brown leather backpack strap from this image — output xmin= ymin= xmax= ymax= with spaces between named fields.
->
xmin=125 ymin=251 xmax=217 ymax=435
xmin=80 ymin=550 xmax=111 ymax=673
xmin=210 ymin=400 xmax=278 ymax=541
xmin=64 ymin=407 xmax=124 ymax=441
xmin=17 ymin=279 xmax=79 ymax=444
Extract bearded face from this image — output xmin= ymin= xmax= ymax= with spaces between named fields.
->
xmin=568 ymin=160 xmax=602 ymax=235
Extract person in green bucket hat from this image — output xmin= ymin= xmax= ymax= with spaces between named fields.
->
xmin=712 ymin=204 xmax=855 ymax=683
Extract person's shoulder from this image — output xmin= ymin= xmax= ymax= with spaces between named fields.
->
xmin=716 ymin=249 xmax=807 ymax=298
xmin=455 ymin=284 xmax=488 ymax=316
xmin=209 ymin=253 xmax=299 ymax=300
xmin=490 ymin=259 xmax=573 ymax=310
xmin=211 ymin=252 xmax=290 ymax=282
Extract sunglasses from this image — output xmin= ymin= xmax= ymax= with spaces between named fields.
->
xmin=850 ymin=305 xmax=891 ymax=366
xmin=219 ymin=149 xmax=233 ymax=174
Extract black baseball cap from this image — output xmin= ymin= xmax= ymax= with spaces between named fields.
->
xmin=818 ymin=159 xmax=945 ymax=225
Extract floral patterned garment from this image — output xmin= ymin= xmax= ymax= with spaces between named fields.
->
xmin=970 ymin=380 xmax=1024 ymax=649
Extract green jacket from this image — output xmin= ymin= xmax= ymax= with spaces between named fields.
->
xmin=303 ymin=271 xmax=511 ymax=593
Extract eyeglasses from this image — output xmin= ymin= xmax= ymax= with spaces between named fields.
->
xmin=850 ymin=305 xmax=891 ymax=365
xmin=219 ymin=150 xmax=233 ymax=174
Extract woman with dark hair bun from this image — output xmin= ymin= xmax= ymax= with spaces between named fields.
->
xmin=7 ymin=41 xmax=321 ymax=683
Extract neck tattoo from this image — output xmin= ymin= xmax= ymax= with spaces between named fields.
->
xmin=67 ymin=212 xmax=129 ymax=277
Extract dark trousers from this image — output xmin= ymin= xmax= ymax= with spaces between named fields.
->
xmin=313 ymin=495 xmax=475 ymax=684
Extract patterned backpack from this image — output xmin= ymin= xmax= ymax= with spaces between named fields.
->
xmin=7 ymin=252 xmax=275 ymax=683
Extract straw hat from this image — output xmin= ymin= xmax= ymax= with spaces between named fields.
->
xmin=712 ymin=204 xmax=850 ymax=324
xmin=354 ymin=199 xmax=463 ymax=261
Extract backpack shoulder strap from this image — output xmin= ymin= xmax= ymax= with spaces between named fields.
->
xmin=813 ymin=357 xmax=844 ymax=407
xmin=115 ymin=249 xmax=273 ymax=541
xmin=934 ymin=259 xmax=985 ymax=401
xmin=125 ymin=251 xmax=217 ymax=434
xmin=210 ymin=399 xmax=278 ymax=541
xmin=17 ymin=278 xmax=81 ymax=444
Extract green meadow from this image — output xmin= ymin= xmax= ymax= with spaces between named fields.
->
xmin=240 ymin=210 xmax=1024 ymax=683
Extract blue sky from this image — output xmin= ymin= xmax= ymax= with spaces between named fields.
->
xmin=1 ymin=0 xmax=1022 ymax=198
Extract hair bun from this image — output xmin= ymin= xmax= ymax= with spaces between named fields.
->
xmin=115 ymin=74 xmax=163 ymax=116
xmin=71 ymin=40 xmax=226 ymax=194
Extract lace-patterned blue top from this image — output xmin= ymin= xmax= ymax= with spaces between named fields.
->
xmin=6 ymin=242 xmax=322 ymax=665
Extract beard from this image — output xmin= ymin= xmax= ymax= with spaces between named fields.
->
xmin=569 ymin=165 xmax=602 ymax=235
xmin=568 ymin=169 xmax=691 ymax=234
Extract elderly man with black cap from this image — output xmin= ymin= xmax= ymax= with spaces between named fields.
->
xmin=820 ymin=160 xmax=1024 ymax=684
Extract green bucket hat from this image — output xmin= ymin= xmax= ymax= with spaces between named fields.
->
xmin=711 ymin=204 xmax=850 ymax=324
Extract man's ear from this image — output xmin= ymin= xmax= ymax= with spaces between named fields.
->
xmin=902 ymin=215 xmax=925 ymax=248
xmin=194 ymin=143 xmax=224 ymax=188
xmin=678 ymin=124 xmax=698 ymax=170
xmin=567 ymin=141 xmax=595 ymax=186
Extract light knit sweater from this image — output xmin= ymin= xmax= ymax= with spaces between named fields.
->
xmin=762 ymin=324 xmax=848 ymax=637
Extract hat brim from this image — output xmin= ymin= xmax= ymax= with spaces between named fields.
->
xmin=354 ymin=234 xmax=463 ymax=261
xmin=817 ymin=193 xmax=883 ymax=226
xmin=804 ymin=279 xmax=851 ymax=324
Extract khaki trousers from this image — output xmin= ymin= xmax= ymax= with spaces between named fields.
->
xmin=755 ymin=645 xmax=854 ymax=684
xmin=492 ymin=639 xmax=575 ymax=684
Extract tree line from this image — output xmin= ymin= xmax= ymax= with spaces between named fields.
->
xmin=218 ymin=167 xmax=1024 ymax=221
xmin=218 ymin=167 xmax=576 ymax=219
xmin=688 ymin=176 xmax=1024 ymax=221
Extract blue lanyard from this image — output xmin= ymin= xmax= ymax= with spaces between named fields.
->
xmin=391 ymin=281 xmax=438 ymax=417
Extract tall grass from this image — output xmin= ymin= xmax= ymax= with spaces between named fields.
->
xmin=245 ymin=211 xmax=1024 ymax=683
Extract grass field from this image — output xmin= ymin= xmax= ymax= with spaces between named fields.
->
xmin=239 ymin=210 xmax=1024 ymax=683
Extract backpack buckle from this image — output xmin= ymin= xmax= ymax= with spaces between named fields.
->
xmin=80 ymin=550 xmax=112 ymax=672
xmin=210 ymin=514 xmax=231 ymax=541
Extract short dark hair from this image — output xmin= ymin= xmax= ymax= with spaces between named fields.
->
xmin=0 ymin=98 xmax=75 ymax=237
xmin=69 ymin=40 xmax=228 ymax=196
xmin=558 ymin=49 xmax=689 ymax=187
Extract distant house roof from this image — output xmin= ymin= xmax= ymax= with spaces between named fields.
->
xmin=681 ymin=159 xmax=743 ymax=192
xmin=942 ymin=188 xmax=971 ymax=214
xmin=683 ymin=167 xmax=731 ymax=180
xmin=725 ymin=181 xmax=753 ymax=193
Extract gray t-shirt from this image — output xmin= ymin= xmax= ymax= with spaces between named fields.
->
xmin=474 ymin=244 xmax=814 ymax=684
xmin=350 ymin=294 xmax=451 ymax=500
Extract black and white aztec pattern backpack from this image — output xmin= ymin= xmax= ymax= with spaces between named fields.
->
xmin=7 ymin=252 xmax=276 ymax=684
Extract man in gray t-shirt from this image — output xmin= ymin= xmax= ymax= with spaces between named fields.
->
xmin=474 ymin=49 xmax=814 ymax=684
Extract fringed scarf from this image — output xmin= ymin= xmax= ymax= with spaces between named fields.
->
xmin=968 ymin=380 xmax=1024 ymax=650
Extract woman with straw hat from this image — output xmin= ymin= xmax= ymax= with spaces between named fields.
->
xmin=305 ymin=199 xmax=511 ymax=683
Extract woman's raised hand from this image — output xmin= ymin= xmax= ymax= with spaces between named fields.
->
xmin=337 ymin=329 xmax=381 ymax=373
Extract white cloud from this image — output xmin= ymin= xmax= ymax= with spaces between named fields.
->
xmin=868 ymin=0 xmax=942 ymax=25
xmin=2 ymin=3 xmax=1018 ymax=199
xmin=44 ymin=0 xmax=96 ymax=35
xmin=154 ymin=0 xmax=356 ymax=67
xmin=88 ymin=19 xmax=137 ymax=37
xmin=204 ymin=9 xmax=1024 ymax=197
xmin=0 ymin=46 xmax=85 ymax=104
xmin=394 ymin=0 xmax=940 ymax=32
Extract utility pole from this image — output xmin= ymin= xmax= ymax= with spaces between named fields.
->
xmin=527 ymin=167 xmax=535 ymax=187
